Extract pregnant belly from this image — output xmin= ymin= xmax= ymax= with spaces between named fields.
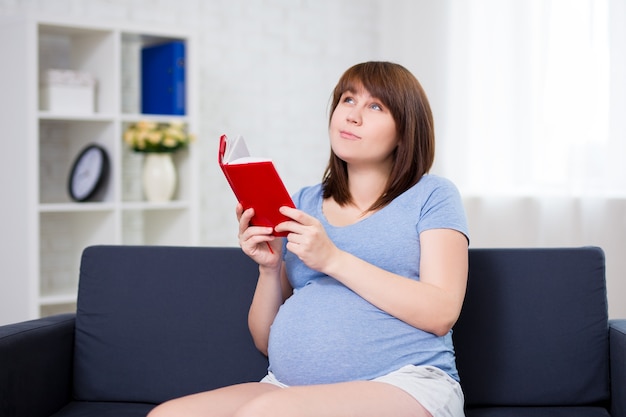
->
xmin=267 ymin=279 xmax=421 ymax=386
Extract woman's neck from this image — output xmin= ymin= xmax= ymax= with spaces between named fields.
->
xmin=346 ymin=166 xmax=389 ymax=212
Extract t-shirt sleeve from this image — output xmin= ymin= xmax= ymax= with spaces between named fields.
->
xmin=417 ymin=177 xmax=469 ymax=242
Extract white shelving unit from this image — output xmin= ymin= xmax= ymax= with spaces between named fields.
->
xmin=0 ymin=16 xmax=198 ymax=324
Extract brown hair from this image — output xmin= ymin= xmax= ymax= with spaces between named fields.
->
xmin=322 ymin=61 xmax=435 ymax=212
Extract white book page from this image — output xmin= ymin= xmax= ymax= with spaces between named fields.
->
xmin=227 ymin=156 xmax=272 ymax=165
xmin=224 ymin=135 xmax=271 ymax=164
xmin=224 ymin=135 xmax=250 ymax=163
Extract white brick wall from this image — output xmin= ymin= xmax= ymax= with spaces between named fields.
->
xmin=1 ymin=0 xmax=382 ymax=246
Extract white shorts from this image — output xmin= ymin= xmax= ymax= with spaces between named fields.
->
xmin=260 ymin=365 xmax=465 ymax=417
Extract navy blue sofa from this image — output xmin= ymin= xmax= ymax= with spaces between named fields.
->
xmin=0 ymin=246 xmax=624 ymax=417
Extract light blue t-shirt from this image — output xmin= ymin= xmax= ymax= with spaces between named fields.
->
xmin=267 ymin=174 xmax=469 ymax=386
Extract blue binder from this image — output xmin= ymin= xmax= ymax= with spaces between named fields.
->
xmin=141 ymin=41 xmax=186 ymax=115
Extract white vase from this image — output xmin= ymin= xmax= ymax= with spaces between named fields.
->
xmin=142 ymin=153 xmax=177 ymax=202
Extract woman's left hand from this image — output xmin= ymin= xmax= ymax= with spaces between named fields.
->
xmin=274 ymin=206 xmax=340 ymax=273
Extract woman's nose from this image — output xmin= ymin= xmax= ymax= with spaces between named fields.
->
xmin=346 ymin=108 xmax=362 ymax=125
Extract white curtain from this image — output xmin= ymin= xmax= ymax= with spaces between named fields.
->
xmin=436 ymin=0 xmax=626 ymax=318
xmin=441 ymin=0 xmax=626 ymax=196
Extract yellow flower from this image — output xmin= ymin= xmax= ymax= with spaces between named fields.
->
xmin=123 ymin=120 xmax=194 ymax=153
xmin=137 ymin=120 xmax=157 ymax=131
xmin=162 ymin=137 xmax=178 ymax=148
xmin=123 ymin=130 xmax=135 ymax=145
xmin=148 ymin=132 xmax=162 ymax=144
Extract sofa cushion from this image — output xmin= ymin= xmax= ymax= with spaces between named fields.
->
xmin=465 ymin=406 xmax=610 ymax=417
xmin=73 ymin=246 xmax=269 ymax=404
xmin=454 ymin=247 xmax=609 ymax=407
xmin=50 ymin=401 xmax=155 ymax=417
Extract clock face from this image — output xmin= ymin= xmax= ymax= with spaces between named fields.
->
xmin=69 ymin=145 xmax=109 ymax=202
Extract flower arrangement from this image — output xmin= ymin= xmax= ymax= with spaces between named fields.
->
xmin=123 ymin=120 xmax=194 ymax=153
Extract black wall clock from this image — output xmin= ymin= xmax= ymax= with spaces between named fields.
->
xmin=68 ymin=144 xmax=109 ymax=202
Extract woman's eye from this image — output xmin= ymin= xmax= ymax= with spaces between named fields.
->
xmin=343 ymin=96 xmax=355 ymax=104
xmin=370 ymin=103 xmax=382 ymax=111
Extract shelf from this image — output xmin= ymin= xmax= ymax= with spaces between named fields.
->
xmin=39 ymin=292 xmax=77 ymax=306
xmin=40 ymin=201 xmax=192 ymax=213
xmin=0 ymin=17 xmax=197 ymax=325
xmin=121 ymin=147 xmax=192 ymax=203
xmin=121 ymin=29 xmax=187 ymax=44
xmin=39 ymin=202 xmax=116 ymax=212
xmin=40 ymin=302 xmax=76 ymax=318
xmin=40 ymin=201 xmax=190 ymax=213
xmin=122 ymin=201 xmax=190 ymax=211
xmin=39 ymin=118 xmax=116 ymax=205
xmin=122 ymin=209 xmax=192 ymax=246
xmin=39 ymin=111 xmax=116 ymax=122
xmin=39 ymin=21 xmax=110 ymax=36
xmin=121 ymin=113 xmax=189 ymax=123
xmin=38 ymin=23 xmax=116 ymax=115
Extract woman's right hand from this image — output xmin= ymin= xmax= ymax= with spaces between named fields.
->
xmin=237 ymin=204 xmax=282 ymax=268
xmin=238 ymin=204 xmax=291 ymax=354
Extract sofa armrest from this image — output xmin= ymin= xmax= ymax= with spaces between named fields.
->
xmin=0 ymin=313 xmax=75 ymax=417
xmin=610 ymin=319 xmax=626 ymax=417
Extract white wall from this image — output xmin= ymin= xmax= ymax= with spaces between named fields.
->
xmin=193 ymin=1 xmax=383 ymax=247
xmin=1 ymin=0 xmax=623 ymax=318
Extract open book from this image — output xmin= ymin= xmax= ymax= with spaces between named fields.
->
xmin=218 ymin=134 xmax=295 ymax=237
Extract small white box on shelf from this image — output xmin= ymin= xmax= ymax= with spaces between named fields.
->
xmin=40 ymin=69 xmax=96 ymax=114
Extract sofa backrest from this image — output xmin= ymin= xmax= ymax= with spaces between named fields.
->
xmin=73 ymin=245 xmax=269 ymax=404
xmin=73 ymin=245 xmax=610 ymax=408
xmin=454 ymin=247 xmax=609 ymax=408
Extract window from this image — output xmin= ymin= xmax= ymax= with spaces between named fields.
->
xmin=441 ymin=0 xmax=625 ymax=197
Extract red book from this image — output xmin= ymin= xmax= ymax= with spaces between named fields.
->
xmin=218 ymin=134 xmax=295 ymax=237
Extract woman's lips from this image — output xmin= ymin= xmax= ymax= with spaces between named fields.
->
xmin=339 ymin=130 xmax=361 ymax=140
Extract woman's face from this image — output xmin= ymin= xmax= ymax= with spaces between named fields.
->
xmin=329 ymin=86 xmax=398 ymax=170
